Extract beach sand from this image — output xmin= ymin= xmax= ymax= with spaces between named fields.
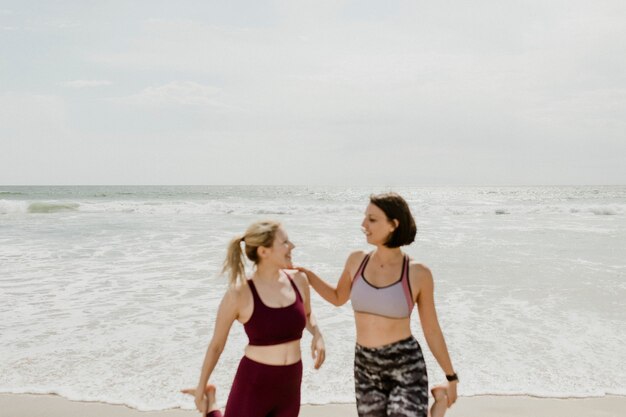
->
xmin=1 ymin=393 xmax=624 ymax=417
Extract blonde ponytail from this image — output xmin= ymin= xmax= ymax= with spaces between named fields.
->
xmin=222 ymin=235 xmax=246 ymax=286
xmin=221 ymin=220 xmax=281 ymax=287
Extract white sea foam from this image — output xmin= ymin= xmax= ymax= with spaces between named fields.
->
xmin=0 ymin=199 xmax=29 ymax=214
xmin=2 ymin=199 xmax=624 ymax=217
xmin=1 ymin=186 xmax=625 ymax=409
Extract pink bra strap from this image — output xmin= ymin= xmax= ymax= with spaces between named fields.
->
xmin=352 ymin=253 xmax=370 ymax=284
xmin=401 ymin=255 xmax=414 ymax=312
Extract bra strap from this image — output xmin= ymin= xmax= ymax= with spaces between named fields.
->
xmin=283 ymin=270 xmax=303 ymax=302
xmin=353 ymin=253 xmax=370 ymax=282
xmin=247 ymin=279 xmax=261 ymax=303
xmin=401 ymin=255 xmax=414 ymax=313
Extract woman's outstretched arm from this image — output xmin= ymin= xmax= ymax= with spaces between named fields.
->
xmin=297 ymin=251 xmax=363 ymax=306
xmin=415 ymin=265 xmax=458 ymax=406
xmin=194 ymin=287 xmax=239 ymax=413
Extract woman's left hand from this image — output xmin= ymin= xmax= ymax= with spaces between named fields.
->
xmin=446 ymin=380 xmax=458 ymax=407
xmin=311 ymin=332 xmax=326 ymax=369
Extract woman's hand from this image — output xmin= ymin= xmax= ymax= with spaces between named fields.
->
xmin=311 ymin=331 xmax=326 ymax=369
xmin=194 ymin=387 xmax=207 ymax=414
xmin=446 ymin=380 xmax=458 ymax=407
xmin=182 ymin=385 xmax=216 ymax=415
xmin=296 ymin=258 xmax=355 ymax=307
xmin=294 ymin=266 xmax=312 ymax=284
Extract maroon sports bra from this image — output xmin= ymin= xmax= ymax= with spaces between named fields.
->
xmin=244 ymin=272 xmax=306 ymax=346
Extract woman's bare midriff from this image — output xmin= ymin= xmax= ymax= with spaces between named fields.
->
xmin=244 ymin=339 xmax=302 ymax=365
xmin=354 ymin=312 xmax=413 ymax=348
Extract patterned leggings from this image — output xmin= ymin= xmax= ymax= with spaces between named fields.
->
xmin=354 ymin=336 xmax=428 ymax=417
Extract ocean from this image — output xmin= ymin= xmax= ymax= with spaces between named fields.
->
xmin=1 ymin=185 xmax=625 ymax=410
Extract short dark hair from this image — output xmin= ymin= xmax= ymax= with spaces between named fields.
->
xmin=369 ymin=192 xmax=417 ymax=248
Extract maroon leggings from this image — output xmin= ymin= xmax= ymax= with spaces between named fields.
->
xmin=207 ymin=356 xmax=302 ymax=417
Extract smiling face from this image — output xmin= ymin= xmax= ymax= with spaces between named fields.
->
xmin=258 ymin=227 xmax=295 ymax=268
xmin=361 ymin=203 xmax=398 ymax=246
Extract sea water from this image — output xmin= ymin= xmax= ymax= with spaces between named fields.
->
xmin=1 ymin=186 xmax=625 ymax=410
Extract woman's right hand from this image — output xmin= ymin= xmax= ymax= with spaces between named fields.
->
xmin=194 ymin=387 xmax=207 ymax=414
xmin=294 ymin=266 xmax=313 ymax=283
xmin=446 ymin=380 xmax=458 ymax=407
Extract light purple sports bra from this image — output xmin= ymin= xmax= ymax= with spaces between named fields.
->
xmin=350 ymin=253 xmax=414 ymax=319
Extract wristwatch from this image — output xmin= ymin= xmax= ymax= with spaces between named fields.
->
xmin=445 ymin=372 xmax=459 ymax=382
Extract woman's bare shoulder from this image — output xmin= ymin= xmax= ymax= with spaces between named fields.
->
xmin=347 ymin=250 xmax=368 ymax=265
xmin=285 ymin=269 xmax=308 ymax=286
xmin=408 ymin=260 xmax=433 ymax=283
xmin=225 ymin=280 xmax=252 ymax=304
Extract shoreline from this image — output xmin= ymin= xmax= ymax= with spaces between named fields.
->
xmin=2 ymin=393 xmax=626 ymax=417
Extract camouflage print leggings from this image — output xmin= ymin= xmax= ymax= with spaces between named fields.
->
xmin=354 ymin=336 xmax=428 ymax=417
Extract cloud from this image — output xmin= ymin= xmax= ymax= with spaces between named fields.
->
xmin=110 ymin=81 xmax=237 ymax=110
xmin=3 ymin=1 xmax=626 ymax=184
xmin=63 ymin=80 xmax=113 ymax=88
xmin=88 ymin=11 xmax=626 ymax=158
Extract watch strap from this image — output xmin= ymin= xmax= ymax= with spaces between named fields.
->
xmin=445 ymin=373 xmax=459 ymax=382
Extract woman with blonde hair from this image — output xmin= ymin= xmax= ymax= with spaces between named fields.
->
xmin=297 ymin=193 xmax=457 ymax=417
xmin=182 ymin=220 xmax=325 ymax=417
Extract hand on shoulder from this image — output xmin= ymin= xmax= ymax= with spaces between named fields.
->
xmin=286 ymin=269 xmax=309 ymax=285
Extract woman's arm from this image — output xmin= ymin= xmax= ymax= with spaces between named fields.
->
xmin=298 ymin=251 xmax=362 ymax=306
xmin=194 ymin=287 xmax=239 ymax=412
xmin=415 ymin=265 xmax=458 ymax=406
xmin=292 ymin=271 xmax=325 ymax=369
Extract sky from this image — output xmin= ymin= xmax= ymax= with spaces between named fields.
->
xmin=1 ymin=0 xmax=625 ymax=185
